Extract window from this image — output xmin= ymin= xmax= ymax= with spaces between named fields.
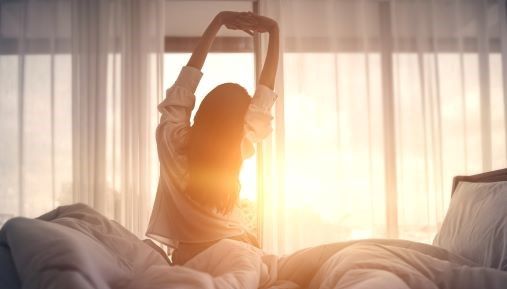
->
xmin=265 ymin=0 xmax=506 ymax=251
xmin=0 ymin=53 xmax=73 ymax=218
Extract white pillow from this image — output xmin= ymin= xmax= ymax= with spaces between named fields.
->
xmin=433 ymin=181 xmax=507 ymax=270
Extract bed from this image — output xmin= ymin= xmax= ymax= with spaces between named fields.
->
xmin=301 ymin=168 xmax=507 ymax=288
xmin=451 ymin=167 xmax=507 ymax=194
xmin=0 ymin=169 xmax=506 ymax=289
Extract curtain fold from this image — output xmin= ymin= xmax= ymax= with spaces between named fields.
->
xmin=259 ymin=0 xmax=507 ymax=255
xmin=0 ymin=0 xmax=164 ymax=237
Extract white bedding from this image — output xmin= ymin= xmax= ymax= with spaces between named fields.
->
xmin=1 ymin=204 xmax=506 ymax=289
xmin=0 ymin=204 xmax=283 ymax=289
xmin=308 ymin=243 xmax=507 ymax=289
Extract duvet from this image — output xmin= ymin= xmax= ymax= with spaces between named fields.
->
xmin=0 ymin=204 xmax=506 ymax=289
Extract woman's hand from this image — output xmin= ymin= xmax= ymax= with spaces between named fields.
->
xmin=248 ymin=13 xmax=278 ymax=33
xmin=218 ymin=12 xmax=279 ymax=35
xmin=217 ymin=11 xmax=256 ymax=35
xmin=215 ymin=11 xmax=279 ymax=89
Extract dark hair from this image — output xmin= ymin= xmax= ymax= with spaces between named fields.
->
xmin=185 ymin=83 xmax=251 ymax=214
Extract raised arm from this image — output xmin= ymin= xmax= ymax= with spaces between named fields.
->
xmin=187 ymin=11 xmax=255 ymax=70
xmin=254 ymin=15 xmax=279 ymax=90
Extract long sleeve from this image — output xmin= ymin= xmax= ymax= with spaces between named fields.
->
xmin=241 ymin=84 xmax=278 ymax=158
xmin=156 ymin=66 xmax=203 ymax=157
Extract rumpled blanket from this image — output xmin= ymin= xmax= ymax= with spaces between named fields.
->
xmin=1 ymin=203 xmax=507 ymax=289
xmin=0 ymin=203 xmax=279 ymax=289
xmin=307 ymin=242 xmax=507 ymax=289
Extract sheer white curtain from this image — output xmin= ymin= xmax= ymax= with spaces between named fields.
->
xmin=259 ymin=0 xmax=507 ymax=254
xmin=0 ymin=0 xmax=164 ymax=237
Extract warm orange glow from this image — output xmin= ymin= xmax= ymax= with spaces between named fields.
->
xmin=161 ymin=52 xmax=507 ymax=249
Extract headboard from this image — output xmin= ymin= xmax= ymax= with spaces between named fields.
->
xmin=451 ymin=168 xmax=507 ymax=196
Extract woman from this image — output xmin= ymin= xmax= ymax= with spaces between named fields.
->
xmin=146 ymin=11 xmax=279 ymax=265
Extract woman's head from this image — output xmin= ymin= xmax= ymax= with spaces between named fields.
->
xmin=185 ymin=83 xmax=251 ymax=214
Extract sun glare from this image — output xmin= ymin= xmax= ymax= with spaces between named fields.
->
xmin=161 ymin=51 xmax=506 ymax=246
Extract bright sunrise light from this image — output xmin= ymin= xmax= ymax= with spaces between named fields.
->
xmin=161 ymin=51 xmax=506 ymax=249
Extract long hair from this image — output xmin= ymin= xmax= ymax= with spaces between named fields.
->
xmin=185 ymin=83 xmax=251 ymax=214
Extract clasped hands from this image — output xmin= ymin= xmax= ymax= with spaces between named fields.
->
xmin=217 ymin=11 xmax=278 ymax=36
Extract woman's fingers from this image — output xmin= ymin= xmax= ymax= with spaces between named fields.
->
xmin=225 ymin=18 xmax=257 ymax=35
xmin=225 ymin=12 xmax=278 ymax=34
xmin=233 ymin=18 xmax=256 ymax=29
xmin=222 ymin=11 xmax=267 ymax=36
xmin=226 ymin=25 xmax=255 ymax=36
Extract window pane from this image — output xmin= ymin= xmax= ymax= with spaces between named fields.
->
xmin=0 ymin=54 xmax=72 ymax=220
xmin=281 ymin=52 xmax=385 ymax=251
xmin=393 ymin=52 xmax=506 ymax=242
xmin=0 ymin=55 xmax=20 ymax=221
